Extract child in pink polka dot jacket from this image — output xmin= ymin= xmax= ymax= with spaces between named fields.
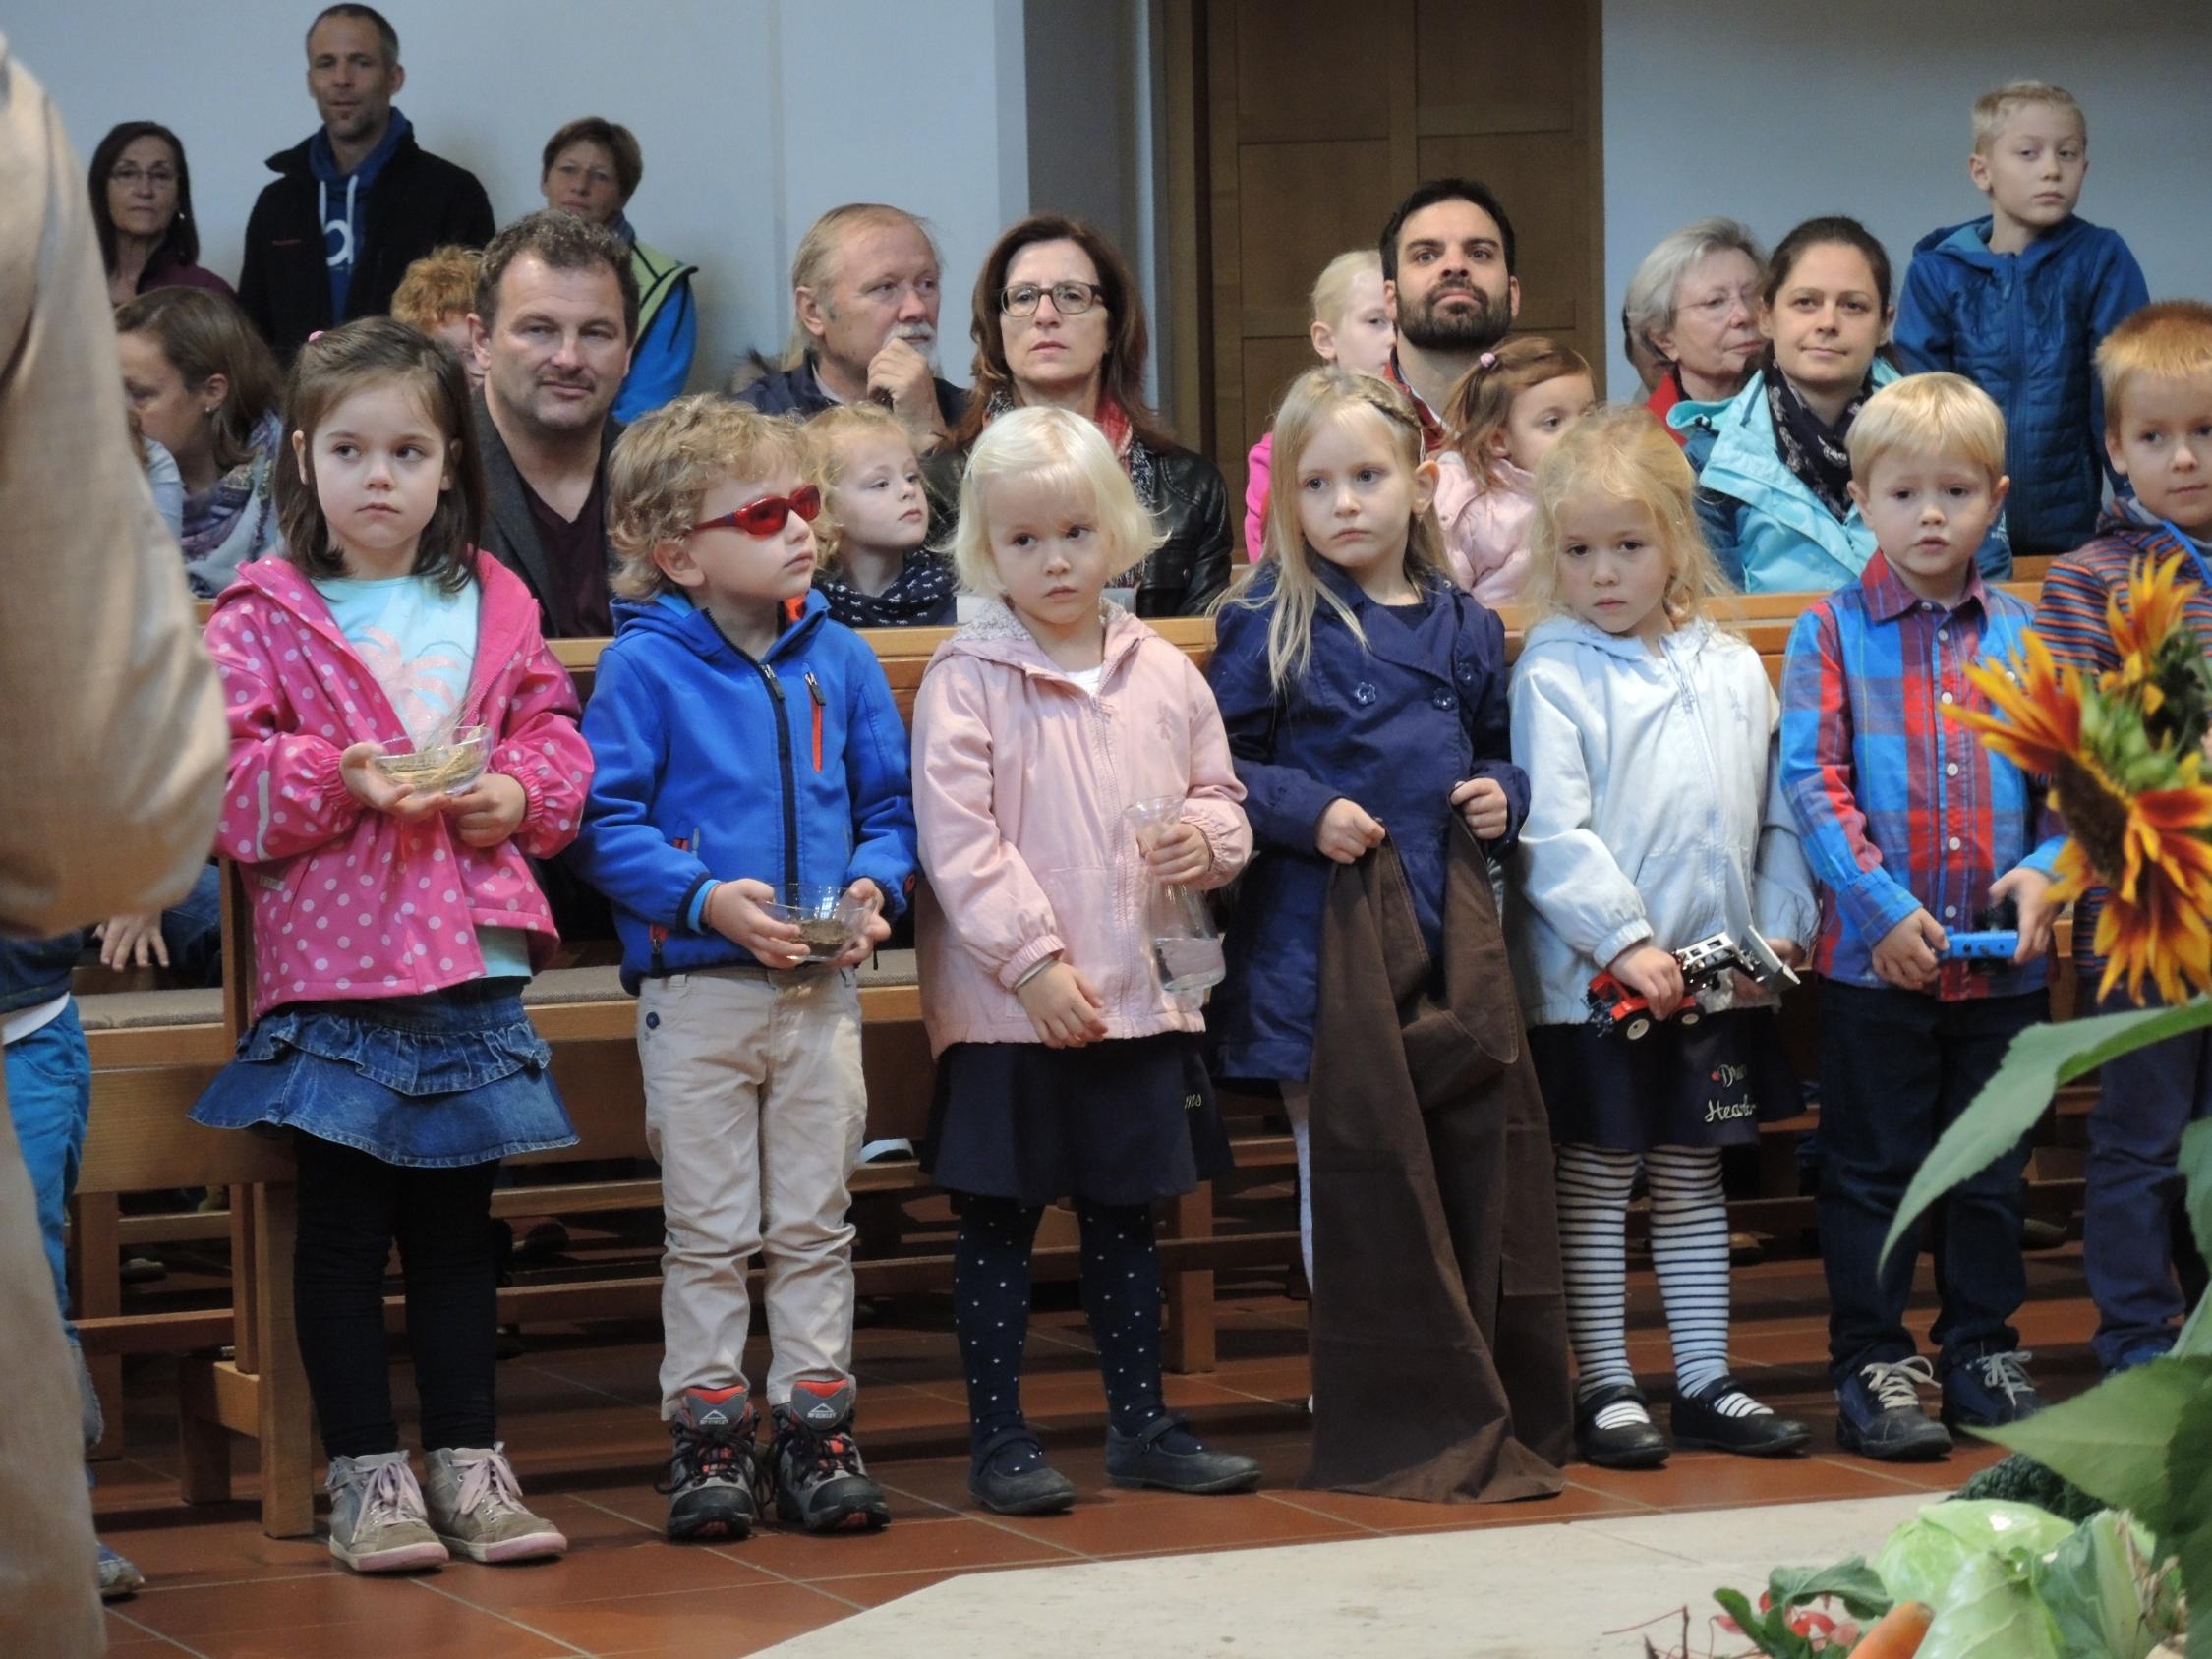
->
xmin=192 ymin=320 xmax=592 ymax=1576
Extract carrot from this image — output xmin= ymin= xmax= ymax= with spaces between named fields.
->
xmin=1849 ymin=1601 xmax=1933 ymax=1658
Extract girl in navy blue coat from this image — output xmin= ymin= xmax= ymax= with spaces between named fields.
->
xmin=1207 ymin=367 xmax=1528 ymax=1284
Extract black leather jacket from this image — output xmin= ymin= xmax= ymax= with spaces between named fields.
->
xmin=925 ymin=436 xmax=1233 ymax=619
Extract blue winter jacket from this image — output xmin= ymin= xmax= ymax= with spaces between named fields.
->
xmin=1204 ymin=560 xmax=1528 ymax=1084
xmin=1673 ymin=362 xmax=2011 ymax=594
xmin=1894 ymin=215 xmax=2147 ymax=556
xmin=565 ymin=590 xmax=917 ymax=992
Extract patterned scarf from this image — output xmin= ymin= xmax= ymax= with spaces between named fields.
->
xmin=179 ymin=409 xmax=281 ymax=565
xmin=817 ymin=550 xmax=958 ymax=629
xmin=1765 ymin=371 xmax=1870 ymax=521
xmin=982 ymin=389 xmax=1159 ymax=587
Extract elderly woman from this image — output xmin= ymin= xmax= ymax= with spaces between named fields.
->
xmin=933 ymin=213 xmax=1230 ymax=617
xmin=1623 ymin=217 xmax=1765 ymax=439
xmin=540 ymin=116 xmax=697 ymax=421
xmin=89 ymin=121 xmax=233 ymax=307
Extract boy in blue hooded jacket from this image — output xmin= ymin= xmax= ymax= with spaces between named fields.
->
xmin=1894 ymin=80 xmax=2147 ymax=557
xmin=567 ymin=397 xmax=915 ymax=1545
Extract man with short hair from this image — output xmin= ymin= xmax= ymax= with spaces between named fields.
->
xmin=739 ymin=202 xmax=965 ymax=453
xmin=1377 ymin=177 xmax=1522 ymax=449
xmin=239 ymin=4 xmax=495 ymax=358
xmin=470 ymin=209 xmax=636 ymax=639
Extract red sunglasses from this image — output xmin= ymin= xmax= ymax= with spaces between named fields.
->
xmin=691 ymin=485 xmax=823 ymax=538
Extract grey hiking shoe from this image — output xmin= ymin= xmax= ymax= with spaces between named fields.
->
xmin=423 ymin=1445 xmax=566 ymax=1564
xmin=769 ymin=1380 xmax=890 ymax=1533
xmin=325 ymin=1451 xmax=447 ymax=1573
xmin=659 ymin=1385 xmax=763 ymax=1542
xmin=97 ymin=1540 xmax=145 ymax=1600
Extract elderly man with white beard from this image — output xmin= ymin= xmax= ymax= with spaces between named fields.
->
xmin=738 ymin=202 xmax=967 ymax=455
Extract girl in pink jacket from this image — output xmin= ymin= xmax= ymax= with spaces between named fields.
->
xmin=1432 ymin=338 xmax=1597 ymax=603
xmin=913 ymin=408 xmax=1260 ymax=1516
xmin=191 ymin=321 xmax=591 ymax=1575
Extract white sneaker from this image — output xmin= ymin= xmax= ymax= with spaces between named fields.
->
xmin=325 ymin=1451 xmax=447 ymax=1573
xmin=423 ymin=1445 xmax=566 ymax=1564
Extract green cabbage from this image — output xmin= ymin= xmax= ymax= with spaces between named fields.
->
xmin=1913 ymin=1552 xmax=2061 ymax=1659
xmin=2031 ymin=1511 xmax=2183 ymax=1659
xmin=1875 ymin=1500 xmax=2078 ymax=1608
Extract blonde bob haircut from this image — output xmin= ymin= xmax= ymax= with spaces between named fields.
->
xmin=1846 ymin=372 xmax=2008 ymax=488
xmin=951 ymin=406 xmax=1158 ymax=601
xmin=1222 ymin=366 xmax=1447 ymax=693
xmin=1971 ymin=80 xmax=2085 ymax=152
xmin=1524 ymin=403 xmax=1729 ymax=632
xmin=1308 ymin=249 xmax=1381 ymax=330
xmin=2096 ymin=300 xmax=2212 ymax=433
xmin=801 ymin=401 xmax=921 ymax=570
xmin=607 ymin=395 xmax=812 ymax=601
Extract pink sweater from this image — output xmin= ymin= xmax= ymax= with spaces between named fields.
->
xmin=912 ymin=601 xmax=1251 ymax=1054
xmin=1432 ymin=452 xmax=1537 ymax=607
xmin=203 ymin=555 xmax=593 ymax=1021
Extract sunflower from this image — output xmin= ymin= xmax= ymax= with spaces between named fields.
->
xmin=1958 ymin=631 xmax=2086 ymax=777
xmin=2093 ymin=776 xmax=2212 ymax=1002
xmin=2102 ymin=552 xmax=2201 ymax=718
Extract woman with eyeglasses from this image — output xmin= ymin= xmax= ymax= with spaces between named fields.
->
xmin=89 ymin=122 xmax=233 ymax=309
xmin=1621 ymin=219 xmax=1765 ymax=444
xmin=934 ymin=215 xmax=1232 ymax=618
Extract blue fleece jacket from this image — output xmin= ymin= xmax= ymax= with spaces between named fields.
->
xmin=564 ymin=589 xmax=916 ymax=993
xmin=309 ymin=108 xmax=411 ymax=320
xmin=1893 ymin=213 xmax=2148 ymax=556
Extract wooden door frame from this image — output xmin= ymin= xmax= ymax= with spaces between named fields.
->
xmin=1154 ymin=0 xmax=1610 ymax=469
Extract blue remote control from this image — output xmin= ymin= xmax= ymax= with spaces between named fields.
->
xmin=1946 ymin=930 xmax=2018 ymax=961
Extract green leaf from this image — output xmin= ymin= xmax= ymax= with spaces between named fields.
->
xmin=2166 ymin=1384 xmax=2212 ymax=1621
xmin=1882 ymin=999 xmax=2212 ymax=1271
xmin=1982 ymin=1358 xmax=2212 ymax=1534
xmin=2181 ymin=1117 xmax=2212 ymax=1271
xmin=1767 ymin=1558 xmax=1892 ymax=1621
xmin=1713 ymin=1587 xmax=1817 ymax=1659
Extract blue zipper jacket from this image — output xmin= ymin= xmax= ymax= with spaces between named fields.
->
xmin=1894 ymin=214 xmax=2147 ymax=556
xmin=1673 ymin=363 xmax=2011 ymax=594
xmin=0 ymin=935 xmax=80 ymax=1019
xmin=565 ymin=589 xmax=917 ymax=993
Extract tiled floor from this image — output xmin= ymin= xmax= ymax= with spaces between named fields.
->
xmin=92 ymin=1230 xmax=2099 ymax=1659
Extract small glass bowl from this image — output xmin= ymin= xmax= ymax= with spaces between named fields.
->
xmin=761 ymin=883 xmax=870 ymax=963
xmin=371 ymin=725 xmax=489 ymax=795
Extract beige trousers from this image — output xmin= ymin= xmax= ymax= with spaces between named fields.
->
xmin=639 ymin=967 xmax=867 ymax=1414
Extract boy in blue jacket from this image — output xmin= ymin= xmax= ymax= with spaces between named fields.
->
xmin=1894 ymin=80 xmax=2148 ymax=557
xmin=567 ymin=397 xmax=916 ymax=1544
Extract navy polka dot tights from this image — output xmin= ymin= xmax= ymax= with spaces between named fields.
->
xmin=953 ymin=1196 xmax=1196 ymax=1475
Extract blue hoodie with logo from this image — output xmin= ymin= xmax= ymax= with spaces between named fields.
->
xmin=564 ymin=589 xmax=917 ymax=992
xmin=308 ymin=107 xmax=410 ymax=321
xmin=1894 ymin=213 xmax=2148 ymax=556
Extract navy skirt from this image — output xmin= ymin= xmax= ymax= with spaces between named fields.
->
xmin=1528 ymin=1006 xmax=1799 ymax=1152
xmin=922 ymin=1031 xmax=1231 ymax=1207
xmin=190 ymin=979 xmax=577 ymax=1169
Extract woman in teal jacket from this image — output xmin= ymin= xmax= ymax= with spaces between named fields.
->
xmin=1672 ymin=216 xmax=2009 ymax=593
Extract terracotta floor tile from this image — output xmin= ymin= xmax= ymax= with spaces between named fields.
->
xmin=733 ymin=1514 xmax=1081 ymax=1582
xmin=430 ymin=1530 xmax=781 ymax=1611
xmin=982 ymin=1488 xmax=1363 ymax=1558
xmin=123 ymin=1572 xmax=422 ymax=1639
xmin=94 ymin=1515 xmax=331 ymax=1587
xmin=188 ymin=1609 xmax=576 ymax=1659
xmin=818 ymin=1567 xmax=965 ymax=1608
xmin=1566 ymin=1450 xmax=1910 ymax=1512
xmin=1265 ymin=1476 xmax=1647 ymax=1534
xmin=524 ymin=1579 xmax=856 ymax=1655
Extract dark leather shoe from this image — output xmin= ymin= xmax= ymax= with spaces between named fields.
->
xmin=968 ymin=1431 xmax=1077 ymax=1516
xmin=1671 ymin=1377 xmax=1811 ymax=1457
xmin=1574 ymin=1383 xmax=1670 ymax=1469
xmin=1104 ymin=1414 xmax=1261 ymax=1494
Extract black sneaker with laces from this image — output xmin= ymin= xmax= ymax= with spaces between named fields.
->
xmin=658 ymin=1384 xmax=762 ymax=1541
xmin=770 ymin=1379 xmax=891 ymax=1533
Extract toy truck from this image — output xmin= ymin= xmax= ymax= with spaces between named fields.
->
xmin=1585 ymin=930 xmax=1800 ymax=1041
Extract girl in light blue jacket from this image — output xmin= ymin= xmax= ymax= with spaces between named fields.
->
xmin=1508 ymin=407 xmax=1819 ymax=1472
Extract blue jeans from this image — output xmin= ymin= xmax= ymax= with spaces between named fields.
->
xmin=2086 ymin=989 xmax=2212 ymax=1369
xmin=159 ymin=862 xmax=225 ymax=988
xmin=1816 ymin=981 xmax=2043 ymax=1382
xmin=2 ymin=1001 xmax=91 ymax=1326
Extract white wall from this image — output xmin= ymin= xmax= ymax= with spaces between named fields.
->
xmin=1601 ymin=0 xmax=2212 ymax=399
xmin=9 ymin=0 xmax=1029 ymax=394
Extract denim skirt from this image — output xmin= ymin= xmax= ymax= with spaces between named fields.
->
xmin=190 ymin=979 xmax=577 ymax=1169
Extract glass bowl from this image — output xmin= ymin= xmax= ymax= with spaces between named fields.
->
xmin=371 ymin=725 xmax=489 ymax=795
xmin=761 ymin=883 xmax=870 ymax=963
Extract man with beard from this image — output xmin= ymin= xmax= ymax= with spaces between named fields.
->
xmin=739 ymin=202 xmax=966 ymax=455
xmin=239 ymin=5 xmax=495 ymax=359
xmin=470 ymin=209 xmax=636 ymax=638
xmin=1378 ymin=178 xmax=1522 ymax=451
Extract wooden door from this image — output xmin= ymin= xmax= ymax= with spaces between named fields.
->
xmin=1171 ymin=0 xmax=1604 ymax=548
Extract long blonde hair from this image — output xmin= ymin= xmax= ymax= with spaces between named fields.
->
xmin=1522 ymin=404 xmax=1730 ymax=631
xmin=1221 ymin=367 xmax=1447 ymax=692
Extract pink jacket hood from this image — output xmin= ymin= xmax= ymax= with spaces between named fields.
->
xmin=204 ymin=554 xmax=592 ymax=1021
xmin=912 ymin=601 xmax=1251 ymax=1055
xmin=1433 ymin=451 xmax=1537 ymax=607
